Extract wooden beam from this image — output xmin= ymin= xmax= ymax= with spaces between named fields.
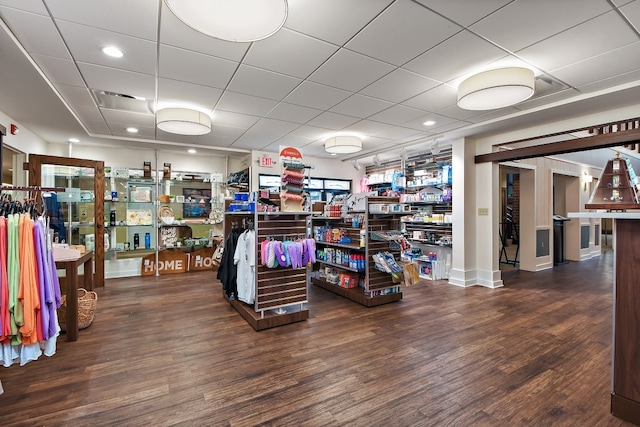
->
xmin=475 ymin=127 xmax=640 ymax=164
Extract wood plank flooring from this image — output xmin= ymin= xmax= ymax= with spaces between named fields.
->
xmin=0 ymin=251 xmax=634 ymax=426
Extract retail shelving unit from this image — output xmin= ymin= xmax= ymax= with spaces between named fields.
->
xmin=310 ymin=196 xmax=403 ymax=307
xmin=223 ymin=206 xmax=310 ymax=330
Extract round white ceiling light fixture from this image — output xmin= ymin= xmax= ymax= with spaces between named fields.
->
xmin=156 ymin=108 xmax=212 ymax=135
xmin=164 ymin=0 xmax=288 ymax=43
xmin=324 ymin=135 xmax=363 ymax=154
xmin=423 ymin=120 xmax=436 ymax=126
xmin=457 ymin=67 xmax=535 ymax=110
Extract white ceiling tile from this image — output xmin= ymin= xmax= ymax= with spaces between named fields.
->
xmin=0 ymin=1 xmax=47 ymax=14
xmin=74 ymin=104 xmax=104 ymax=123
xmin=155 ymin=131 xmax=197 ymax=144
xmin=343 ymin=119 xmax=394 ymax=137
xmin=306 ymin=112 xmax=360 ymax=130
xmin=212 ymin=110 xmax=260 ymax=129
xmin=231 ymin=133 xmax=279 ymax=151
xmin=550 ymin=42 xmax=640 ymax=88
xmin=209 ymin=124 xmax=247 ymax=139
xmin=369 ymin=126 xmax=422 ymax=140
xmin=517 ymin=11 xmax=638 ymax=72
xmin=308 ymin=48 xmax=395 ymax=92
xmin=54 ymin=84 xmax=97 ymax=108
xmin=513 ymin=88 xmax=580 ymax=111
xmin=620 ymin=1 xmax=640 ymax=30
xmin=244 ymin=28 xmax=339 ymax=79
xmin=159 ymin=45 xmax=238 ymax=89
xmin=271 ymin=134 xmax=315 ymax=149
xmin=227 ymin=65 xmax=302 ymax=101
xmin=46 ymin=0 xmax=158 ymax=41
xmin=360 ymin=69 xmax=440 ymax=104
xmin=465 ymin=108 xmax=520 ymax=124
xmin=405 ymin=30 xmax=507 ymax=82
xmin=330 ymin=94 xmax=394 ymax=119
xmin=284 ymin=81 xmax=352 ymax=110
xmin=346 ymin=1 xmax=460 ymax=66
xmin=158 ymin=78 xmax=223 ymax=112
xmin=424 ymin=120 xmax=471 ymax=134
xmin=100 ymin=109 xmax=155 ymax=127
xmin=287 ymin=124 xmax=332 ymax=140
xmin=109 ymin=125 xmax=156 ymax=139
xmin=470 ymin=0 xmax=613 ymax=52
xmin=611 ymin=0 xmax=635 ymax=6
xmin=0 ymin=7 xmax=70 ymax=59
xmin=402 ymin=113 xmax=459 ymax=131
xmin=77 ymin=62 xmax=155 ymax=98
xmin=414 ymin=0 xmax=512 ymax=27
xmin=402 ymin=84 xmax=458 ymax=112
xmin=194 ymin=133 xmax=239 ymax=147
xmin=31 ymin=54 xmax=84 ymax=87
xmin=265 ymin=102 xmax=322 ymax=124
xmin=368 ymin=105 xmax=427 ymax=125
xmin=436 ymin=104 xmax=484 ymax=121
xmin=216 ymin=91 xmax=279 ymax=117
xmin=56 ymin=21 xmax=157 ymax=75
xmin=158 ymin=3 xmax=250 ymax=62
xmin=357 ymin=135 xmax=394 ymax=150
xmin=577 ymin=69 xmax=640 ymax=93
xmin=83 ymin=119 xmax=111 ymax=135
xmin=285 ymin=0 xmax=394 ymax=45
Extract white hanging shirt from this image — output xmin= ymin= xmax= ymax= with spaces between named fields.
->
xmin=233 ymin=229 xmax=255 ymax=305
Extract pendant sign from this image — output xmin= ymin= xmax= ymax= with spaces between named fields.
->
xmin=260 ymin=155 xmax=275 ymax=167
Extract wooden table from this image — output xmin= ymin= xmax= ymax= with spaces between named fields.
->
xmin=55 ymin=251 xmax=94 ymax=342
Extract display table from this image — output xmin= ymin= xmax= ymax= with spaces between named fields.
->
xmin=568 ymin=212 xmax=640 ymax=425
xmin=55 ymin=251 xmax=94 ymax=342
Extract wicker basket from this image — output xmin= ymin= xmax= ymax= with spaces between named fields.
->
xmin=58 ymin=288 xmax=97 ymax=331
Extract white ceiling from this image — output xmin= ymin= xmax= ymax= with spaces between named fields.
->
xmin=0 ymin=0 xmax=640 ymax=163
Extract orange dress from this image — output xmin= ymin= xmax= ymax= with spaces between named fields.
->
xmin=18 ymin=214 xmax=40 ymax=345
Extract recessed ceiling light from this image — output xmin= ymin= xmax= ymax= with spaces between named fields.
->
xmin=126 ymin=127 xmax=139 ymax=133
xmin=68 ymin=138 xmax=80 ymax=143
xmin=330 ymin=153 xmax=337 ymax=156
xmin=101 ymin=46 xmax=124 ymax=58
xmin=423 ymin=120 xmax=436 ymax=126
xmin=188 ymin=148 xmax=197 ymax=154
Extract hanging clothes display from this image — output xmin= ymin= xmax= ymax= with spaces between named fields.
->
xmin=217 ymin=224 xmax=241 ymax=298
xmin=0 ymin=205 xmax=62 ymax=367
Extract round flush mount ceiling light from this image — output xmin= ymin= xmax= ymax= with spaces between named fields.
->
xmin=101 ymin=46 xmax=124 ymax=58
xmin=156 ymin=108 xmax=212 ymax=135
xmin=457 ymin=67 xmax=535 ymax=110
xmin=324 ymin=135 xmax=363 ymax=154
xmin=423 ymin=120 xmax=436 ymax=126
xmin=164 ymin=0 xmax=288 ymax=43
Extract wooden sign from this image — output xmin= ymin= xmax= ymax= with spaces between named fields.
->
xmin=189 ymin=246 xmax=217 ymax=272
xmin=141 ymin=249 xmax=189 ymax=276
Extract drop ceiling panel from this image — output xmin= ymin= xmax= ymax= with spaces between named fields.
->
xmin=620 ymin=0 xmax=640 ymax=25
xmin=360 ymin=68 xmax=440 ymax=104
xmin=343 ymin=119 xmax=394 ymax=137
xmin=54 ymin=84 xmax=97 ymax=108
xmin=284 ymin=0 xmax=394 ymax=46
xmin=0 ymin=0 xmax=48 ymax=14
xmin=308 ymin=48 xmax=395 ymax=92
xmin=159 ymin=45 xmax=238 ymax=89
xmin=158 ymin=78 xmax=223 ymax=112
xmin=330 ymin=94 xmax=394 ymax=119
xmin=465 ymin=107 xmax=521 ymax=124
xmin=402 ymin=113 xmax=459 ymax=132
xmin=244 ymin=28 xmax=339 ymax=79
xmin=72 ymin=103 xmax=104 ymax=123
xmin=77 ymin=62 xmax=155 ymax=98
xmin=405 ymin=30 xmax=507 ymax=83
xmin=437 ymin=104 xmax=485 ymax=121
xmin=414 ymin=0 xmax=512 ymax=27
xmin=208 ymin=123 xmax=246 ymax=139
xmin=357 ymin=135 xmax=394 ymax=150
xmin=226 ymin=65 xmax=302 ymax=101
xmin=284 ymin=81 xmax=352 ymax=110
xmin=368 ymin=125 xmax=422 ymax=140
xmin=158 ymin=4 xmax=250 ymax=62
xmin=0 ymin=7 xmax=70 ymax=58
xmin=550 ymin=42 xmax=640 ymax=88
xmin=211 ymin=110 xmax=260 ymax=129
xmin=346 ymin=0 xmax=460 ymax=66
xmin=31 ymin=54 xmax=84 ymax=87
xmin=264 ymin=102 xmax=322 ymax=124
xmin=287 ymin=124 xmax=332 ymax=140
xmin=272 ymin=134 xmax=315 ymax=149
xmin=83 ymin=119 xmax=111 ymax=135
xmin=56 ymin=21 xmax=157 ymax=75
xmin=155 ymin=130 xmax=197 ymax=144
xmin=306 ymin=112 xmax=360 ymax=130
xmin=368 ymin=104 xmax=427 ymax=126
xmin=402 ymin=84 xmax=458 ymax=112
xmin=423 ymin=120 xmax=471 ymax=134
xmin=470 ymin=0 xmax=613 ymax=52
xmin=216 ymin=91 xmax=278 ymax=117
xmin=513 ymin=88 xmax=580 ymax=111
xmin=516 ymin=11 xmax=638 ymax=72
xmin=100 ymin=109 xmax=155 ymax=127
xmin=578 ymin=69 xmax=640 ymax=93
xmin=46 ymin=0 xmax=158 ymax=41
xmin=109 ymin=125 xmax=155 ymax=139
xmin=194 ymin=133 xmax=239 ymax=147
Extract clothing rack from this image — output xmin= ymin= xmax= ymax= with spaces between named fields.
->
xmin=0 ymin=186 xmax=65 ymax=192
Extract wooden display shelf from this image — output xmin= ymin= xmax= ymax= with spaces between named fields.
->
xmin=224 ymin=293 xmax=309 ymax=331
xmin=311 ymin=277 xmax=402 ymax=307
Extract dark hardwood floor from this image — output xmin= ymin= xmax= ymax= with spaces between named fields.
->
xmin=0 ymin=251 xmax=634 ymax=426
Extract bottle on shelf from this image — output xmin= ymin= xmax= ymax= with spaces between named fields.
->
xmin=109 ymin=209 xmax=116 ymax=226
xmin=145 ymin=232 xmax=151 ymax=250
xmin=134 ymin=233 xmax=140 ymax=250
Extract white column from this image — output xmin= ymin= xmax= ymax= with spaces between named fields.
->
xmin=449 ymin=137 xmax=503 ymax=288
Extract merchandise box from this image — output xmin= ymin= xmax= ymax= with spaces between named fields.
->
xmin=345 ymin=192 xmax=377 ymax=212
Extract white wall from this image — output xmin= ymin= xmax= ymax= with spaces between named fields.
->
xmin=1 ymin=110 xmax=48 ymax=155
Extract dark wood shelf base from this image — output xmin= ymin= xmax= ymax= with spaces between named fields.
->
xmin=311 ymin=277 xmax=402 ymax=307
xmin=611 ymin=393 xmax=640 ymax=425
xmin=224 ymin=293 xmax=308 ymax=331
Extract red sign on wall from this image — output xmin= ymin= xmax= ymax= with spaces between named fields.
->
xmin=279 ymin=147 xmax=302 ymax=159
xmin=260 ymin=156 xmax=275 ymax=167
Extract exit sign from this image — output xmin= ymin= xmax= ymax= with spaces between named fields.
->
xmin=260 ymin=156 xmax=275 ymax=167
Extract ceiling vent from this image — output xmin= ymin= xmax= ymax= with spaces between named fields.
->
xmin=532 ymin=74 xmax=570 ymax=98
xmin=91 ymin=89 xmax=154 ymax=114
